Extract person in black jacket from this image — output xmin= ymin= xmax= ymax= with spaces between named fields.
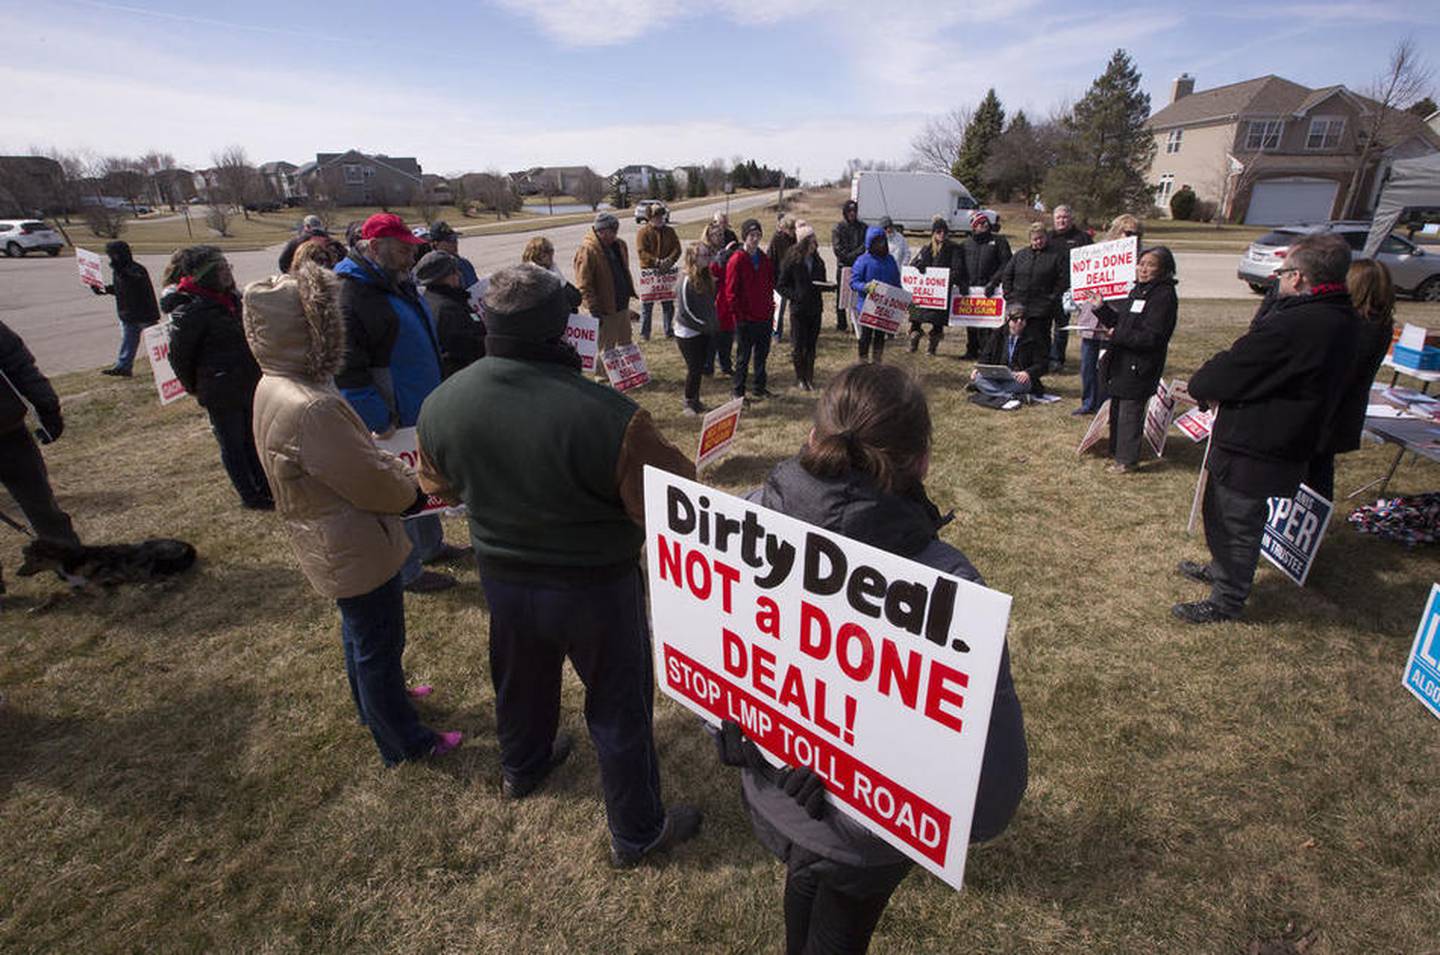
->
xmin=970 ymin=304 xmax=1046 ymax=405
xmin=416 ymin=251 xmax=485 ymax=379
xmin=777 ymin=224 xmax=827 ymax=390
xmin=907 ymin=217 xmax=967 ymax=356
xmin=94 ymin=240 xmax=160 ymax=377
xmin=830 ymin=200 xmax=867 ymax=331
xmin=1087 ymin=247 xmax=1179 ymax=472
xmin=989 ymin=222 xmax=1067 ymax=357
xmin=959 ymin=212 xmax=1012 ymax=358
xmin=277 ymin=215 xmax=331 ymax=274
xmin=1047 ymin=205 xmax=1091 ymax=371
xmin=163 ymin=246 xmax=272 ymax=510
xmin=1174 ymin=233 xmax=1359 ymax=624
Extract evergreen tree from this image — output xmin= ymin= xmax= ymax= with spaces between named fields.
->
xmin=1042 ymin=50 xmax=1156 ymax=222
xmin=1408 ymin=95 xmax=1437 ymax=117
xmin=983 ymin=110 xmax=1054 ymax=203
xmin=951 ymin=89 xmax=1004 ymax=201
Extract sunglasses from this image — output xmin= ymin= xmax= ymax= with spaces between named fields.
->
xmin=1275 ymin=267 xmax=1299 ymax=276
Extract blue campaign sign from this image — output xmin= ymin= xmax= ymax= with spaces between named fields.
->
xmin=1261 ymin=483 xmax=1334 ymax=587
xmin=1404 ymin=584 xmax=1440 ymax=721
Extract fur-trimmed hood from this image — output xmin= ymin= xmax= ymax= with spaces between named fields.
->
xmin=242 ymin=264 xmax=345 ymax=381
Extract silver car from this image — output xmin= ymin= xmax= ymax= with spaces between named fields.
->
xmin=1237 ymin=220 xmax=1440 ymax=301
xmin=0 ymin=219 xmax=64 ymax=257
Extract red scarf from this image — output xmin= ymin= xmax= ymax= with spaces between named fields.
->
xmin=1308 ymin=282 xmax=1346 ymax=297
xmin=177 ymin=277 xmax=240 ymax=316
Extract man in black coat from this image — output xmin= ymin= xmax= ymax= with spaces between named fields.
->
xmin=830 ymin=200 xmax=867 ymax=331
xmin=1174 ymin=233 xmax=1359 ymax=624
xmin=969 ymin=304 xmax=1046 ymax=405
xmin=959 ymin=212 xmax=1012 ymax=358
xmin=989 ymin=222 xmax=1067 ymax=358
xmin=93 ymin=240 xmax=159 ymax=378
xmin=1047 ymin=204 xmax=1091 ymax=371
xmin=416 ymin=251 xmax=485 ymax=379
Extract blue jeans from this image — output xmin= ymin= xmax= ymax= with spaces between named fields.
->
xmin=1078 ymin=338 xmax=1105 ymax=412
xmin=115 ymin=321 xmax=142 ymax=372
xmin=733 ymin=321 xmax=771 ymax=396
xmin=400 ymin=514 xmax=443 ymax=584
xmin=481 ymin=567 xmax=666 ymax=854
xmin=640 ymin=300 xmax=674 ymax=339
xmin=975 ymin=375 xmax=1029 ymax=397
xmin=336 ymin=573 xmax=436 ymax=766
xmin=1051 ymin=324 xmax=1069 ymax=367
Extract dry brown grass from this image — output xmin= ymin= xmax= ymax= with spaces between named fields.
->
xmin=2 ymin=298 xmax=1440 ymax=952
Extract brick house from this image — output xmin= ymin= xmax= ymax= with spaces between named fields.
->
xmin=296 ymin=150 xmax=424 ymax=207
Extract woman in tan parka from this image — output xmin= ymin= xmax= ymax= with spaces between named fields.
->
xmin=244 ymin=263 xmax=461 ymax=766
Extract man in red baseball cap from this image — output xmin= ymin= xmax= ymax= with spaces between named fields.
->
xmin=334 ymin=212 xmax=470 ymax=594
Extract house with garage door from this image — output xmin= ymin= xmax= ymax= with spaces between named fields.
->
xmin=1145 ymin=74 xmax=1440 ymax=225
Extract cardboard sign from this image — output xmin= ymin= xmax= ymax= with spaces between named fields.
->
xmin=602 ymin=343 xmax=651 ymax=391
xmin=857 ymin=281 xmax=911 ymax=336
xmin=1070 ymin=236 xmax=1137 ymax=300
xmin=1143 ymin=381 xmax=1176 ymax=458
xmin=695 ymin=397 xmax=744 ymax=470
xmin=901 ymin=267 xmax=950 ymax=311
xmin=1403 ymin=583 xmax=1440 ymax=721
xmin=1260 ymin=483 xmax=1333 ymax=586
xmin=1174 ymin=407 xmax=1215 ymax=442
xmin=76 ymin=248 xmax=106 ymax=289
xmin=838 ymin=267 xmax=856 ymax=313
xmin=141 ymin=323 xmax=186 ymax=405
xmin=564 ymin=314 xmax=600 ymax=374
xmin=639 ymin=267 xmax=678 ymax=303
xmin=373 ymin=427 xmax=465 ymax=519
xmin=643 ymin=468 xmax=1012 ymax=890
xmin=949 ymin=287 xmax=1006 ymax=328
xmin=1076 ymin=399 xmax=1111 ymax=455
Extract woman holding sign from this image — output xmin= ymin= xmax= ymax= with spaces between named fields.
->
xmin=717 ymin=363 xmax=1028 ymax=954
xmin=850 ymin=227 xmax=900 ymax=364
xmin=1086 ymin=246 xmax=1178 ymax=473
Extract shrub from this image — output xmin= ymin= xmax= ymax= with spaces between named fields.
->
xmin=1169 ymin=185 xmax=1198 ymax=221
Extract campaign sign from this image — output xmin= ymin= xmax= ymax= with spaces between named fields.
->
xmin=1402 ymin=584 xmax=1440 ymax=721
xmin=76 ymin=248 xmax=106 ymax=289
xmin=1143 ymin=380 xmax=1176 ymax=458
xmin=373 ymin=427 xmax=465 ymax=519
xmin=1076 ymin=399 xmax=1111 ymax=455
xmin=639 ymin=267 xmax=678 ymax=304
xmin=603 ymin=343 xmax=651 ymax=391
xmin=564 ymin=314 xmax=600 ymax=373
xmin=901 ymin=267 xmax=950 ymax=311
xmin=141 ymin=323 xmax=186 ymax=405
xmin=644 ymin=468 xmax=1011 ymax=890
xmin=1260 ymin=483 xmax=1333 ymax=586
xmin=857 ymin=281 xmax=911 ymax=336
xmin=1174 ymin=407 xmax=1215 ymax=442
xmin=695 ymin=397 xmax=744 ymax=470
xmin=949 ymin=288 xmax=1006 ymax=328
xmin=1070 ymin=236 xmax=1137 ymax=300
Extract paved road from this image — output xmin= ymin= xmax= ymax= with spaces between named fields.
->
xmin=1 ymin=192 xmax=1254 ymax=379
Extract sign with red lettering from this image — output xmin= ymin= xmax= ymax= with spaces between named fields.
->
xmin=373 ymin=427 xmax=466 ymax=519
xmin=1076 ymin=399 xmax=1110 ymax=455
xmin=696 ymin=397 xmax=743 ymax=471
xmin=1144 ymin=380 xmax=1176 ymax=458
xmin=643 ymin=468 xmax=1012 ymax=890
xmin=565 ymin=314 xmax=600 ymax=373
xmin=1174 ymin=406 xmax=1214 ymax=442
xmin=602 ymin=343 xmax=651 ymax=391
xmin=639 ymin=267 xmax=678 ymax=303
xmin=141 ymin=323 xmax=187 ymax=405
xmin=900 ymin=267 xmax=950 ymax=311
xmin=857 ymin=281 xmax=911 ymax=336
xmin=949 ymin=287 xmax=1006 ymax=328
xmin=1069 ymin=236 xmax=1137 ymax=300
xmin=76 ymin=248 xmax=106 ymax=289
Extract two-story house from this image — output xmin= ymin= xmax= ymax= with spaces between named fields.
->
xmin=296 ymin=150 xmax=424 ymax=207
xmin=1145 ymin=74 xmax=1440 ymax=224
xmin=258 ymin=161 xmax=302 ymax=202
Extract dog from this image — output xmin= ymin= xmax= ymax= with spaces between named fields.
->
xmin=16 ymin=538 xmax=198 ymax=590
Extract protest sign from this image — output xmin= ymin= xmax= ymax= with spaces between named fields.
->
xmin=695 ymin=397 xmax=744 ymax=470
xmin=564 ymin=314 xmax=600 ymax=374
xmin=901 ymin=267 xmax=950 ymax=311
xmin=1260 ymin=483 xmax=1333 ymax=586
xmin=76 ymin=248 xmax=106 ymax=289
xmin=1069 ymin=236 xmax=1137 ymax=300
xmin=643 ymin=468 xmax=1012 ymax=890
xmin=141 ymin=323 xmax=186 ymax=405
xmin=1174 ymin=406 xmax=1215 ymax=442
xmin=949 ymin=287 xmax=1006 ymax=329
xmin=639 ymin=267 xmax=678 ymax=304
xmin=857 ymin=282 xmax=911 ymax=336
xmin=373 ymin=427 xmax=465 ymax=519
xmin=838 ymin=267 xmax=856 ymax=314
xmin=602 ymin=343 xmax=651 ymax=391
xmin=1076 ymin=399 xmax=1110 ymax=455
xmin=1403 ymin=584 xmax=1440 ymax=721
xmin=1143 ymin=380 xmax=1176 ymax=458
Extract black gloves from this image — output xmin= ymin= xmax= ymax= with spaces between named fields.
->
xmin=401 ymin=487 xmax=429 ymax=516
xmin=779 ymin=765 xmax=827 ymax=820
xmin=717 ymin=720 xmax=827 ymax=820
xmin=716 ymin=719 xmax=769 ymax=772
xmin=37 ymin=413 xmax=63 ymax=444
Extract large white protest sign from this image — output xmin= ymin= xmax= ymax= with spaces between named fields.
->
xmin=644 ymin=468 xmax=1011 ymax=890
xmin=1143 ymin=380 xmax=1176 ymax=458
xmin=1260 ymin=483 xmax=1333 ymax=586
xmin=901 ymin=267 xmax=950 ymax=311
xmin=1076 ymin=399 xmax=1110 ymax=455
xmin=373 ymin=427 xmax=466 ymax=519
xmin=564 ymin=314 xmax=600 ymax=373
xmin=1403 ymin=584 xmax=1440 ymax=721
xmin=857 ymin=281 xmax=911 ymax=336
xmin=602 ymin=343 xmax=651 ymax=391
xmin=949 ymin=287 xmax=1006 ymax=328
xmin=141 ymin=323 xmax=186 ymax=405
xmin=76 ymin=248 xmax=106 ymax=289
xmin=1070 ymin=236 xmax=1137 ymax=300
xmin=695 ymin=397 xmax=743 ymax=471
xmin=639 ymin=267 xmax=678 ymax=304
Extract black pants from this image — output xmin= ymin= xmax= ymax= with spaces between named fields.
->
xmin=675 ymin=334 xmax=710 ymax=410
xmin=1051 ymin=323 xmax=1069 ymax=367
xmin=1305 ymin=453 xmax=1335 ymax=502
xmin=207 ymin=405 xmax=270 ymax=506
xmin=0 ymin=428 xmax=79 ymax=544
xmin=1108 ymin=397 xmax=1146 ymax=466
xmin=711 ymin=330 xmax=734 ymax=375
xmin=791 ymin=309 xmax=822 ymax=386
xmin=857 ymin=328 xmax=886 ymax=363
xmin=964 ymin=327 xmax=983 ymax=358
xmin=734 ymin=321 xmax=771 ymax=396
xmin=1202 ymin=479 xmax=1270 ymax=616
xmin=783 ymin=847 xmax=911 ymax=955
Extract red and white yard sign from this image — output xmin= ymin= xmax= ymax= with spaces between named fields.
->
xmin=901 ymin=267 xmax=950 ymax=311
xmin=565 ymin=314 xmax=600 ymax=373
xmin=141 ymin=323 xmax=186 ymax=405
xmin=695 ymin=397 xmax=743 ymax=470
xmin=645 ymin=468 xmax=1011 ymax=891
xmin=1174 ymin=407 xmax=1215 ymax=442
xmin=639 ymin=268 xmax=679 ymax=303
xmin=76 ymin=248 xmax=106 ymax=289
xmin=1069 ymin=236 xmax=1137 ymax=300
xmin=857 ymin=281 xmax=911 ymax=336
xmin=949 ymin=287 xmax=1006 ymax=328
xmin=1076 ymin=399 xmax=1111 ymax=455
xmin=603 ymin=343 xmax=651 ymax=391
xmin=374 ymin=427 xmax=465 ymax=519
xmin=1143 ymin=380 xmax=1177 ymax=458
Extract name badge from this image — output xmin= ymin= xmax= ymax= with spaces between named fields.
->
xmin=1130 ymin=299 xmax=1146 ymax=313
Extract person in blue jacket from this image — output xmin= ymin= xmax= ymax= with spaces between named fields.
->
xmin=849 ymin=226 xmax=900 ymax=363
xmin=335 ymin=213 xmax=470 ymax=594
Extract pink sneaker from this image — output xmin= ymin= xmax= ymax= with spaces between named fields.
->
xmin=430 ymin=731 xmax=463 ymax=758
xmin=408 ymin=684 xmax=434 ymax=699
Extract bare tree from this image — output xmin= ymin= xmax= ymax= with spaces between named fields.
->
xmin=702 ymin=158 xmax=729 ymax=194
xmin=413 ymin=187 xmax=440 ymax=225
xmin=211 ymin=145 xmax=259 ymax=219
xmin=1343 ymin=37 xmax=1435 ymax=217
xmin=539 ymin=176 xmax=563 ymax=214
xmin=83 ymin=204 xmax=128 ymax=238
xmin=205 ymin=204 xmax=234 ymax=237
xmin=572 ymin=168 xmax=607 ymax=211
xmin=910 ymin=107 xmax=972 ymax=174
xmin=98 ymin=156 xmax=150 ymax=215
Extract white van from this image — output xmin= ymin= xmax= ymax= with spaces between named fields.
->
xmin=850 ymin=171 xmax=997 ymax=234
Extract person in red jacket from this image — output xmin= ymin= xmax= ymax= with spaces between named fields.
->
xmin=725 ymin=218 xmax=776 ymax=400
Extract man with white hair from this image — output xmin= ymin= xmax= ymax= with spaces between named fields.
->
xmin=1047 ymin=204 xmax=1091 ymax=371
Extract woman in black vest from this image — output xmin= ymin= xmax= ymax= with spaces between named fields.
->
xmin=777 ymin=224 xmax=827 ymax=390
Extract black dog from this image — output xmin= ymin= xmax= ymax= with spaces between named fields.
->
xmin=17 ymin=538 xmax=197 ymax=590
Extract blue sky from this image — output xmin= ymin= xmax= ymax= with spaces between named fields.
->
xmin=2 ymin=0 xmax=1435 ymax=182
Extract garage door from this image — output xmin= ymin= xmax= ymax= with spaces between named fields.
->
xmin=1244 ymin=178 xmax=1340 ymax=225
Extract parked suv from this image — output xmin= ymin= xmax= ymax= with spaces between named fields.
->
xmin=1238 ymin=220 xmax=1440 ymax=301
xmin=634 ymin=199 xmax=667 ymax=224
xmin=0 ymin=220 xmax=64 ymax=257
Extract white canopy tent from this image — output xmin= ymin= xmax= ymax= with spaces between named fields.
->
xmin=1364 ymin=154 xmax=1440 ymax=257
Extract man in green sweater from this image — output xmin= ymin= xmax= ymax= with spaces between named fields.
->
xmin=416 ymin=264 xmax=702 ymax=867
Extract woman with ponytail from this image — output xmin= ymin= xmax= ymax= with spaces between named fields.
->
xmin=714 ymin=362 xmax=1029 ymax=955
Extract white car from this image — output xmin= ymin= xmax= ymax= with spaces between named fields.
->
xmin=0 ymin=220 xmax=64 ymax=257
xmin=1238 ymin=220 xmax=1440 ymax=301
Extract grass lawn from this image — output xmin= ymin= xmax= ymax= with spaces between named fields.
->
xmin=2 ymin=298 xmax=1439 ymax=951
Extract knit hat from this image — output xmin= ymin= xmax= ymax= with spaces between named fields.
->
xmin=415 ymin=250 xmax=458 ymax=285
xmin=930 ymin=216 xmax=949 ymax=234
xmin=969 ymin=210 xmax=990 ymax=227
xmin=483 ymin=264 xmax=570 ymax=343
xmin=740 ymin=218 xmax=762 ymax=238
xmin=594 ymin=212 xmax=620 ymax=232
xmin=796 ymin=222 xmax=816 ymax=243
